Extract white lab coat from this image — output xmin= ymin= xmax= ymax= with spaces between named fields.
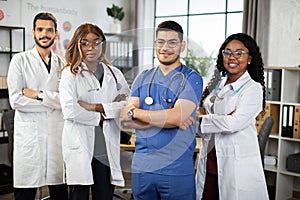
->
xmin=59 ymin=62 xmax=130 ymax=186
xmin=196 ymin=72 xmax=269 ymax=200
xmin=7 ymin=47 xmax=65 ymax=187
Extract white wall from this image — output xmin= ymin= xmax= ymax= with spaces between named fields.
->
xmin=0 ymin=0 xmax=136 ymax=53
xmin=266 ymin=0 xmax=300 ymax=67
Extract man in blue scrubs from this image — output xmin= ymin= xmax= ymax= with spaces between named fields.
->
xmin=120 ymin=20 xmax=203 ymax=200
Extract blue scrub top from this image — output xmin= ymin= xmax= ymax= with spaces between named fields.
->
xmin=130 ymin=65 xmax=203 ymax=175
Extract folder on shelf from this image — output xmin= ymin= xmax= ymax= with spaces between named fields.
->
xmin=281 ymin=105 xmax=289 ymax=137
xmin=267 ymin=103 xmax=279 ymax=134
xmin=266 ymin=70 xmax=281 ymax=101
xmin=282 ymin=105 xmax=294 ymax=138
xmin=3 ymin=77 xmax=7 ymax=89
xmin=293 ymin=106 xmax=300 ymax=139
xmin=256 ymin=103 xmax=279 ymax=134
xmin=287 ymin=105 xmax=294 ymax=137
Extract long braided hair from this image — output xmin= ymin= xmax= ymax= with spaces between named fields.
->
xmin=200 ymin=33 xmax=266 ymax=114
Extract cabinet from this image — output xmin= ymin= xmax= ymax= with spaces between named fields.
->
xmin=0 ymin=25 xmax=25 ymax=135
xmin=0 ymin=26 xmax=25 ymax=192
xmin=105 ymin=33 xmax=138 ymax=86
xmin=262 ymin=66 xmax=300 ymax=200
xmin=0 ymin=26 xmax=25 ymax=102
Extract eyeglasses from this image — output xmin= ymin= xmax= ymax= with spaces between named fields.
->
xmin=222 ymin=50 xmax=249 ymax=59
xmin=80 ymin=39 xmax=103 ymax=49
xmin=154 ymin=39 xmax=180 ymax=48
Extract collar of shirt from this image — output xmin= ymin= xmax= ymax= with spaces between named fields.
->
xmin=222 ymin=71 xmax=251 ymax=92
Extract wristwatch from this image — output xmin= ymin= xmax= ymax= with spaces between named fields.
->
xmin=127 ymin=107 xmax=135 ymax=120
xmin=36 ymin=90 xmax=44 ymax=101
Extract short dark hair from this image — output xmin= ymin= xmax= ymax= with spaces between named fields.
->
xmin=33 ymin=12 xmax=57 ymax=31
xmin=156 ymin=20 xmax=184 ymax=41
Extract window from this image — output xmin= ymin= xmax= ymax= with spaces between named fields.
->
xmin=154 ymin=0 xmax=243 ymax=62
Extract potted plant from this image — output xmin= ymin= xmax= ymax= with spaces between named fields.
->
xmin=106 ymin=4 xmax=125 ymax=33
xmin=182 ymin=49 xmax=215 ymax=77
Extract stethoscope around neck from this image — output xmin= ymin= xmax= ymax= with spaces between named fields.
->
xmin=103 ymin=63 xmax=122 ymax=91
xmin=144 ymin=64 xmax=186 ymax=106
xmin=81 ymin=62 xmax=122 ymax=91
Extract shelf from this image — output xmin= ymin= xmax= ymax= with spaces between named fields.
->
xmin=279 ymin=170 xmax=300 ymax=178
xmin=262 ymin=66 xmax=300 ymax=200
xmin=264 ymin=66 xmax=300 ymax=71
xmin=265 ymin=165 xmax=278 ymax=172
xmin=269 ymin=134 xmax=279 ymax=139
xmin=105 ymin=32 xmax=139 ymax=85
xmin=281 ymin=137 xmax=300 ymax=142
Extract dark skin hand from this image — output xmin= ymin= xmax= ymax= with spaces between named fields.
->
xmin=78 ymin=93 xmax=128 ymax=112
xmin=22 ymin=88 xmax=39 ymax=99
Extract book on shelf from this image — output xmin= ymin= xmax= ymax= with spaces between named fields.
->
xmin=293 ymin=106 xmax=300 ymax=139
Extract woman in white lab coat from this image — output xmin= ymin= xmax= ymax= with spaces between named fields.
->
xmin=196 ymin=33 xmax=269 ymax=200
xmin=59 ymin=23 xmax=130 ymax=200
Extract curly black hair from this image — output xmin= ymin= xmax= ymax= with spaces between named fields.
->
xmin=199 ymin=33 xmax=266 ymax=114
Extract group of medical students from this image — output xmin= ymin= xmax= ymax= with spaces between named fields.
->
xmin=7 ymin=11 xmax=269 ymax=200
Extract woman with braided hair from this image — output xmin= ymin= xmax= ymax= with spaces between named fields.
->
xmin=196 ymin=33 xmax=268 ymax=200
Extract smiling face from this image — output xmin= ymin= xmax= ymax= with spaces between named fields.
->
xmin=223 ymin=39 xmax=252 ymax=83
xmin=155 ymin=30 xmax=185 ymax=69
xmin=32 ymin=19 xmax=57 ymax=49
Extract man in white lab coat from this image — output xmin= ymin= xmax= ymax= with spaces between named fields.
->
xmin=7 ymin=12 xmax=68 ymax=200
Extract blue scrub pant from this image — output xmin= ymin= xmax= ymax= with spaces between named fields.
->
xmin=132 ymin=172 xmax=196 ymax=200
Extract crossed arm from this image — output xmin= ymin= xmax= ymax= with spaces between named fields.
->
xmin=120 ymin=96 xmax=196 ymax=130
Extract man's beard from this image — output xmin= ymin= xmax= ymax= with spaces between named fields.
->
xmin=158 ymin=54 xmax=180 ymax=66
xmin=34 ymin=35 xmax=55 ymax=49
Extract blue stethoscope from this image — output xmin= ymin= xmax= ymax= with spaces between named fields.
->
xmin=144 ymin=64 xmax=186 ymax=106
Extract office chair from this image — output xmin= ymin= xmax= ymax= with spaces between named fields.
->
xmin=257 ymin=116 xmax=274 ymax=167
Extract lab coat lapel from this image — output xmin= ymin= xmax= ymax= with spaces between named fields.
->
xmin=32 ymin=48 xmax=49 ymax=75
xmin=79 ymin=62 xmax=100 ymax=90
xmin=100 ymin=63 xmax=115 ymax=102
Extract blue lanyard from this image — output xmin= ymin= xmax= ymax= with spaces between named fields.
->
xmin=211 ymin=79 xmax=246 ymax=103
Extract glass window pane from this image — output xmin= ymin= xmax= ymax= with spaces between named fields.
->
xmin=190 ymin=0 xmax=226 ymax=14
xmin=189 ymin=15 xmax=225 ymax=58
xmin=226 ymin=13 xmax=243 ymax=37
xmin=156 ymin=0 xmax=188 ymax=16
xmin=227 ymin=0 xmax=244 ymax=11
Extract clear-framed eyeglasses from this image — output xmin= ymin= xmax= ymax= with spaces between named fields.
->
xmin=154 ymin=39 xmax=180 ymax=48
xmin=222 ymin=50 xmax=249 ymax=59
xmin=80 ymin=39 xmax=103 ymax=49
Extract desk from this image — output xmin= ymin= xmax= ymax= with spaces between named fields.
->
xmin=120 ymin=135 xmax=202 ymax=153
